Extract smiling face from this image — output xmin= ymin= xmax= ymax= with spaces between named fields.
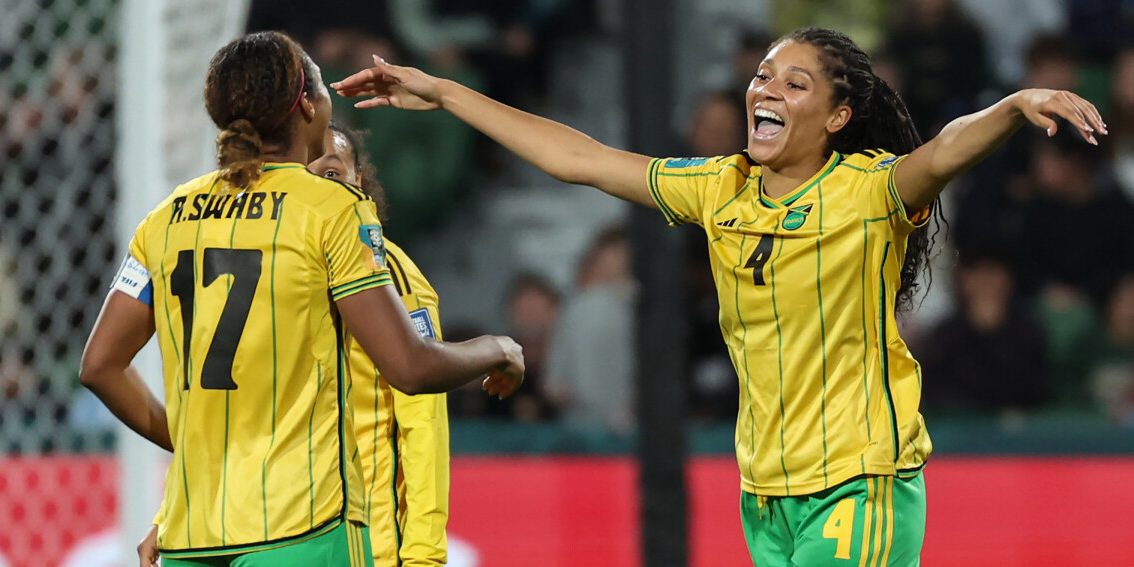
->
xmin=745 ymin=40 xmax=851 ymax=171
xmin=308 ymin=128 xmax=359 ymax=184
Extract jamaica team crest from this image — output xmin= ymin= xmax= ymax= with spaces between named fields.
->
xmin=782 ymin=203 xmax=813 ymax=231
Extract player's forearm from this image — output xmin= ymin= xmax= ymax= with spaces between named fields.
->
xmin=80 ymin=365 xmax=172 ymax=451
xmin=436 ymin=79 xmax=654 ymax=205
xmin=927 ymin=94 xmax=1026 ymax=180
xmin=397 ymin=336 xmax=506 ymax=395
xmin=437 ymin=79 xmax=598 ymax=182
xmin=898 ymin=95 xmax=1026 ymax=209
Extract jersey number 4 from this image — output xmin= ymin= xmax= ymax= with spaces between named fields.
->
xmin=744 ymin=234 xmax=775 ymax=286
xmin=170 ymin=248 xmax=262 ymax=390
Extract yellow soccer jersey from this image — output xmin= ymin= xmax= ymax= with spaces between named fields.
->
xmin=351 ymin=241 xmax=450 ymax=567
xmin=647 ymin=150 xmax=933 ymax=496
xmin=117 ymin=164 xmax=392 ymax=556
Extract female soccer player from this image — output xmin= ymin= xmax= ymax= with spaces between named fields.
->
xmin=81 ymin=31 xmax=522 ymax=566
xmin=137 ymin=123 xmax=454 ymax=567
xmin=312 ymin=123 xmax=453 ymax=567
xmin=333 ymin=27 xmax=1104 ymax=565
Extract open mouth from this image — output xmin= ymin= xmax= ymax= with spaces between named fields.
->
xmin=753 ymin=108 xmax=785 ymax=139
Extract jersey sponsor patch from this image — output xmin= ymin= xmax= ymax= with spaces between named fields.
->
xmin=663 ymin=157 xmax=709 ymax=169
xmin=359 ymin=224 xmax=387 ymax=267
xmin=111 ymin=254 xmax=153 ymax=306
xmin=408 ymin=308 xmax=436 ymax=339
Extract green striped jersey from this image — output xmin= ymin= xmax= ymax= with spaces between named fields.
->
xmin=647 ymin=150 xmax=933 ymax=496
xmin=125 ymin=164 xmax=391 ymax=556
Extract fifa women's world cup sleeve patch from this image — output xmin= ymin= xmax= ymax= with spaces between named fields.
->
xmin=408 ymin=308 xmax=436 ymax=339
xmin=359 ymin=224 xmax=387 ymax=268
xmin=325 ymin=201 xmax=393 ymax=301
xmin=111 ymin=254 xmax=153 ymax=306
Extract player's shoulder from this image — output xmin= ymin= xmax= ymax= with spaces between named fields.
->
xmin=384 ymin=239 xmax=437 ymax=301
xmin=839 ymin=149 xmax=903 ymax=174
xmin=272 ymin=168 xmax=372 ymax=213
xmin=138 ymin=171 xmax=219 ymax=230
xmin=656 ymin=153 xmax=757 ymax=177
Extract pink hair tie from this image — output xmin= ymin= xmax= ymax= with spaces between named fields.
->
xmin=270 ymin=67 xmax=306 ymax=129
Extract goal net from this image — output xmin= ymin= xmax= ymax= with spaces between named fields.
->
xmin=0 ymin=1 xmax=247 ymax=565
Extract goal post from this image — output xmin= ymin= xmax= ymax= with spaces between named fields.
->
xmin=115 ymin=0 xmax=249 ymax=553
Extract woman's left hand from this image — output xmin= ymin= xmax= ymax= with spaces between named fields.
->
xmin=1011 ymin=88 xmax=1107 ymax=145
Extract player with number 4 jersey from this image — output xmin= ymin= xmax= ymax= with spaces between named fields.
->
xmin=333 ymin=24 xmax=1104 ymax=565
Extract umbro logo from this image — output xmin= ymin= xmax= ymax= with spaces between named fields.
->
xmin=717 ymin=218 xmax=739 ymax=228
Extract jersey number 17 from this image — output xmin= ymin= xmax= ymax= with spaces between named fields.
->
xmin=170 ymin=248 xmax=262 ymax=390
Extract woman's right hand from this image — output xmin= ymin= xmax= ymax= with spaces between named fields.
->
xmin=137 ymin=524 xmax=159 ymax=567
xmin=331 ymin=55 xmax=443 ymax=111
xmin=482 ymin=336 xmax=525 ymax=399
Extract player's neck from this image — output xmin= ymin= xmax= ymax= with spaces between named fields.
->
xmin=761 ymin=154 xmax=828 ymax=200
xmin=260 ymin=142 xmax=308 ymax=166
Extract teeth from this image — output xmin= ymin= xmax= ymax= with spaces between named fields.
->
xmin=754 ymin=108 xmax=784 ymax=123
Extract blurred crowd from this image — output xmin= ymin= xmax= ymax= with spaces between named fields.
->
xmin=2 ymin=0 xmax=1134 ymax=453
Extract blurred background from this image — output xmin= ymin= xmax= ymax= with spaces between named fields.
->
xmin=2 ymin=0 xmax=1134 ymax=565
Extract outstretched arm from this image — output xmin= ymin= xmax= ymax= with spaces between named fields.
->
xmin=895 ymin=88 xmax=1106 ymax=211
xmin=332 ymin=57 xmax=654 ymax=206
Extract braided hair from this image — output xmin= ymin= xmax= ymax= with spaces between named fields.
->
xmin=777 ymin=27 xmax=946 ymax=312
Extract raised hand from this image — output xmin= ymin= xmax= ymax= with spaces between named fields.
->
xmin=481 ymin=336 xmax=525 ymax=399
xmin=330 ymin=55 xmax=443 ymax=111
xmin=1011 ymin=88 xmax=1108 ymax=145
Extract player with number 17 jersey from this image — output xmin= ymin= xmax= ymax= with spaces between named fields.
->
xmin=117 ymin=164 xmax=391 ymax=556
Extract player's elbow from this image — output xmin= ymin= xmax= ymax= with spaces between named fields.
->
xmin=379 ymin=349 xmax=432 ymax=396
xmin=78 ymin=355 xmax=112 ymax=390
xmin=552 ymin=138 xmax=606 ymax=186
xmin=385 ymin=370 xmax=428 ymax=396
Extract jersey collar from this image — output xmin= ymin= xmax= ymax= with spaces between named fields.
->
xmin=261 ymin=162 xmax=305 ymax=172
xmin=758 ymin=152 xmax=842 ymax=209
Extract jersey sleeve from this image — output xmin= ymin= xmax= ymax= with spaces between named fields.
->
xmin=389 ymin=256 xmax=450 ymax=565
xmin=110 ymin=219 xmax=154 ymax=307
xmin=323 ymin=200 xmax=394 ymax=301
xmin=646 ymin=156 xmax=725 ymax=226
xmin=855 ymin=152 xmax=931 ymax=234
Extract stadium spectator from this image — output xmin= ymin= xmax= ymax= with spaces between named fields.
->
xmin=1091 ymin=274 xmax=1134 ymax=426
xmin=1109 ymin=46 xmax=1134 ymax=202
xmin=1013 ymin=129 xmax=1134 ymax=306
xmin=682 ymin=91 xmax=745 ymax=420
xmin=885 ymin=0 xmax=992 ymax=137
xmin=546 ymin=226 xmax=638 ymax=434
xmin=459 ymin=273 xmax=562 ymax=421
xmin=919 ymin=249 xmax=1050 ymax=415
